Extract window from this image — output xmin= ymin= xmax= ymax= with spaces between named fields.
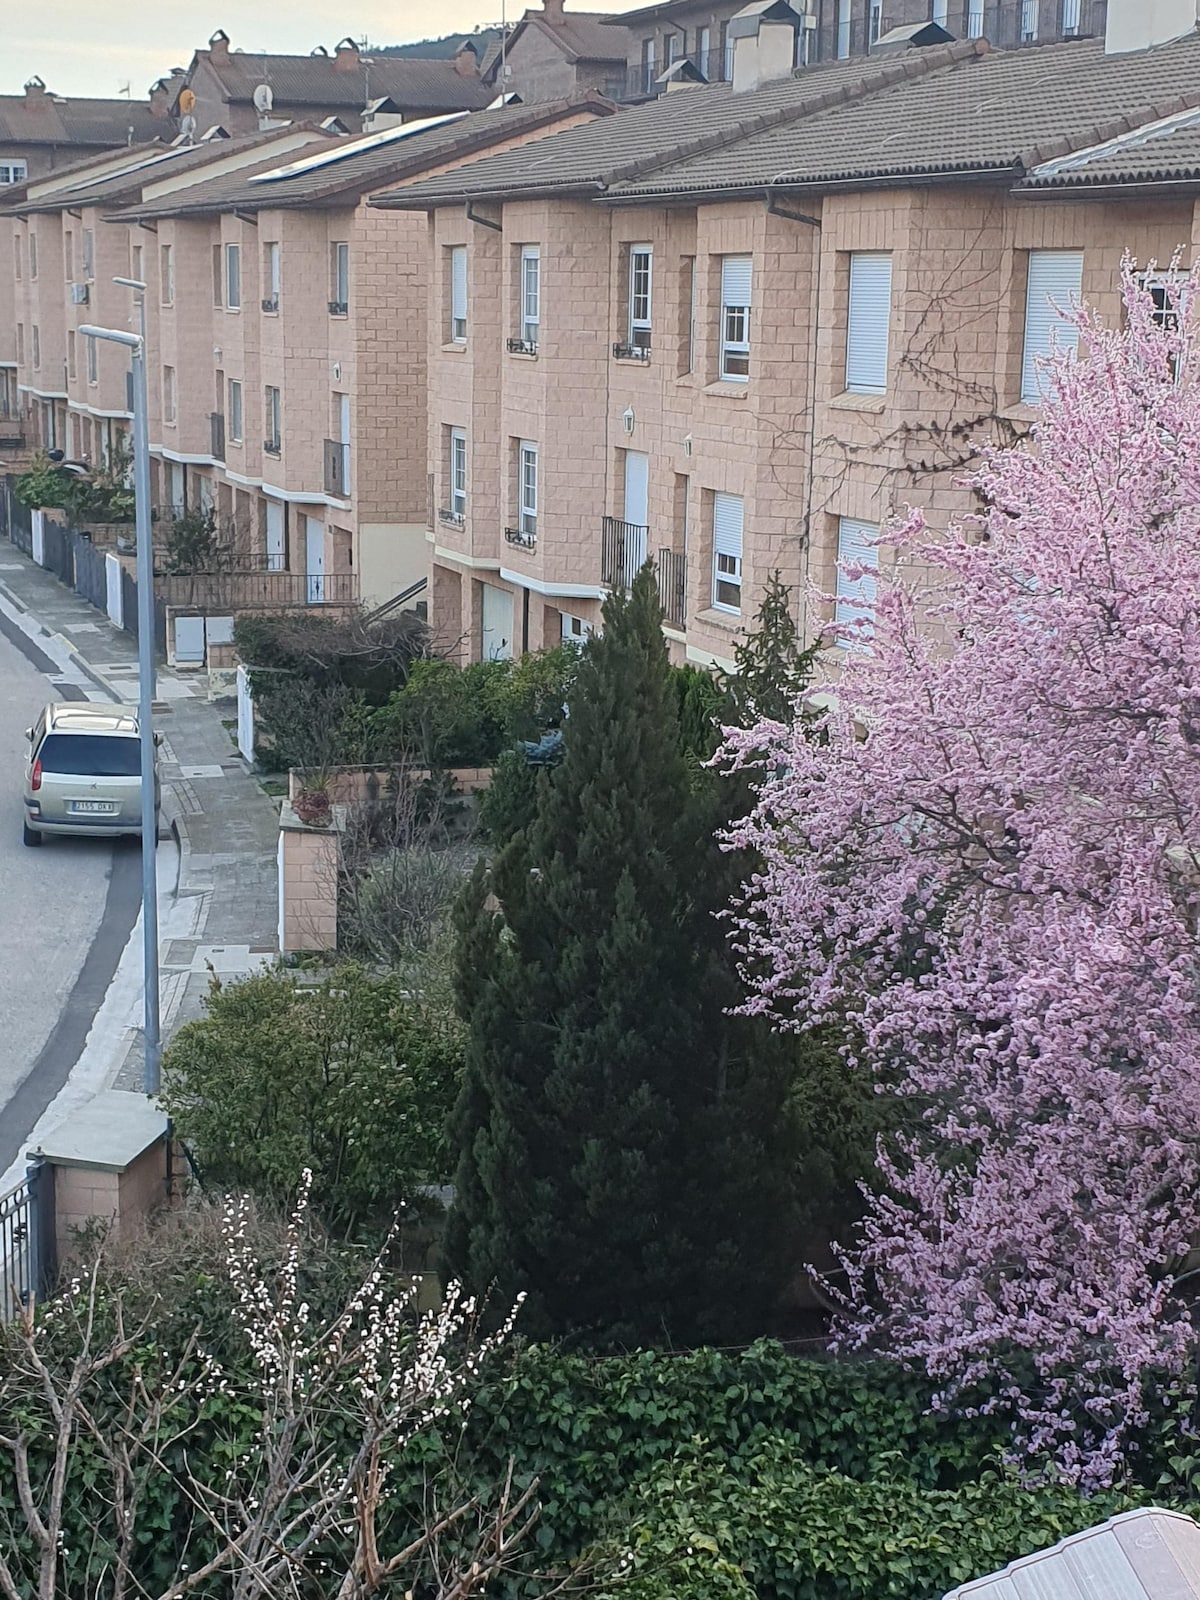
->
xmin=836 ymin=517 xmax=880 ymax=631
xmin=845 ymin=252 xmax=892 ymax=395
xmin=31 ymin=326 xmax=40 ymax=370
xmin=225 ymin=243 xmax=241 ymax=309
xmin=130 ymin=242 xmax=143 ymax=283
xmin=627 ymin=245 xmax=652 ymax=352
xmin=212 ymin=243 xmax=223 ymax=306
xmin=712 ymin=492 xmax=744 ymax=613
xmin=0 ymin=161 xmax=27 ymax=185
xmin=723 ymin=22 xmax=734 ymax=79
xmin=641 ymin=36 xmax=657 ymax=93
xmin=666 ymin=31 xmax=683 ymax=64
xmin=15 ymin=325 xmax=23 ymax=367
xmin=932 ymin=0 xmax=949 ymax=23
xmin=228 ymin=378 xmax=243 ymax=443
xmin=719 ymin=255 xmax=752 ymax=381
xmin=163 ymin=365 xmax=176 ymax=423
xmin=161 ymin=243 xmax=174 ymax=305
xmin=967 ymin=0 xmax=985 ymax=34
xmin=697 ymin=24 xmax=711 ymax=72
xmin=1021 ymin=250 xmax=1083 ymax=402
xmin=13 ymin=235 xmax=20 ymax=281
xmin=450 ymin=427 xmax=467 ymax=518
xmin=263 ymin=241 xmax=281 ymax=310
xmin=330 ymin=241 xmax=349 ymax=314
xmin=82 ymin=229 xmax=94 ymax=280
xmin=29 ymin=232 xmax=37 ymax=280
xmin=837 ymin=0 xmax=852 ymax=56
xmin=265 ymin=385 xmax=282 ymax=452
xmin=67 ymin=330 xmax=76 ymax=380
xmin=680 ymin=256 xmax=696 ymax=374
xmin=1140 ymin=270 xmax=1186 ymax=334
xmin=1021 ymin=0 xmax=1037 ymax=36
xmin=869 ymin=0 xmax=883 ymax=41
xmin=86 ymin=334 xmax=97 ymax=385
xmin=450 ymin=245 xmax=467 ymax=341
xmin=520 ymin=246 xmax=540 ymax=349
xmin=561 ymin=612 xmax=592 ymax=645
xmin=519 ymin=440 xmax=538 ymax=538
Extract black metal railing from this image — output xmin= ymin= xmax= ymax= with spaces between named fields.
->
xmin=323 ymin=438 xmax=350 ymax=498
xmin=506 ymin=337 xmax=538 ymax=356
xmin=155 ymin=568 xmax=360 ymax=610
xmin=0 ymin=1160 xmax=55 ymax=1321
xmin=264 ymin=436 xmax=281 ymax=457
xmin=613 ymin=341 xmax=652 ymax=361
xmin=658 ymin=547 xmax=686 ymax=627
xmin=261 ymin=294 xmax=279 ymax=313
xmin=438 ymin=507 xmax=465 ymax=528
xmin=328 ymin=299 xmax=349 ymax=316
xmin=601 ymin=515 xmax=649 ymax=592
xmin=505 ymin=525 xmax=536 ymax=550
xmin=609 ymin=45 xmax=729 ymax=101
xmin=210 ymin=412 xmax=225 ymax=461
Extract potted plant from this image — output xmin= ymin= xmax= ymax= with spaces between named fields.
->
xmin=293 ymin=778 xmax=333 ymax=827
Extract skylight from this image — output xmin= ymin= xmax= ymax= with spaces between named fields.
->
xmin=57 ymin=145 xmax=196 ymax=193
xmin=247 ymin=111 xmax=468 ymax=183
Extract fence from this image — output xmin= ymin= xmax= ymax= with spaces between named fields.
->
xmin=2 ymin=476 xmax=32 ymax=555
xmin=0 ymin=1160 xmax=55 ymax=1322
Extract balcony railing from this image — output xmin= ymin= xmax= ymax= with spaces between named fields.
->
xmin=505 ymin=524 xmax=536 ymax=550
xmin=438 ymin=506 xmax=465 ymax=528
xmin=506 ymin=337 xmax=538 ymax=356
xmin=323 ymin=438 xmax=350 ymax=498
xmin=154 ymin=567 xmax=360 ymax=610
xmin=601 ymin=516 xmax=649 ymax=592
xmin=608 ymin=46 xmax=728 ymax=101
xmin=658 ymin=548 xmax=686 ymax=628
xmin=263 ymin=436 xmax=281 ymax=457
xmin=210 ymin=412 xmax=225 ymax=462
xmin=261 ymin=294 xmax=279 ymax=313
xmin=328 ymin=299 xmax=349 ymax=317
xmin=613 ymin=341 xmax=652 ymax=361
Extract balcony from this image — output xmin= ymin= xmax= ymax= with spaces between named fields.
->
xmin=601 ymin=517 xmax=686 ymax=627
xmin=608 ymin=47 xmax=728 ymax=102
xmin=506 ymin=337 xmax=538 ymax=357
xmin=210 ymin=411 xmax=225 ymax=462
xmin=323 ymin=438 xmax=350 ymax=498
xmin=505 ymin=524 xmax=536 ymax=550
xmin=154 ymin=563 xmax=360 ymax=611
xmin=438 ymin=506 xmax=465 ymax=529
xmin=613 ymin=341 xmax=651 ymax=362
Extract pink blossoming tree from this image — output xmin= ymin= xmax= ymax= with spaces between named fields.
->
xmin=722 ymin=261 xmax=1200 ymax=1486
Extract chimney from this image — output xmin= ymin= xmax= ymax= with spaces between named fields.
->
xmin=334 ymin=37 xmax=361 ymax=71
xmin=208 ymin=29 xmax=231 ymax=63
xmin=1106 ymin=0 xmax=1200 ymax=50
xmin=149 ymin=80 xmax=171 ymax=117
xmin=454 ymin=39 xmax=480 ymax=75
xmin=23 ymin=75 xmax=47 ymax=101
xmin=729 ymin=0 xmax=804 ymax=92
xmin=543 ymin=0 xmax=566 ymax=23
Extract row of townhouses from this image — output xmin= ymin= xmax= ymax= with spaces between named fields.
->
xmin=2 ymin=0 xmax=1200 ymax=667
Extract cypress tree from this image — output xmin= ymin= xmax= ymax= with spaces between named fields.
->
xmin=447 ymin=569 xmax=789 ymax=1346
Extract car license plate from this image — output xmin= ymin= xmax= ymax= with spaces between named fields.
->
xmin=68 ymin=800 xmax=118 ymax=815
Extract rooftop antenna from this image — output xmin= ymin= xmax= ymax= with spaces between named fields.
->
xmin=119 ymin=80 xmax=132 ymax=98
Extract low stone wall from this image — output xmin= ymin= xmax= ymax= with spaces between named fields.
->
xmin=287 ymin=764 xmax=494 ymax=805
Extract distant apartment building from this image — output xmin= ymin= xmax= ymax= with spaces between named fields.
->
xmin=177 ymin=32 xmax=495 ymax=137
xmin=374 ymin=0 xmax=1200 ymax=669
xmin=484 ymin=0 xmax=630 ymax=102
xmin=0 ymin=77 xmax=169 ymax=185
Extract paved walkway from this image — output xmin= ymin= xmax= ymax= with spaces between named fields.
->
xmin=0 ymin=549 xmax=279 ymax=1096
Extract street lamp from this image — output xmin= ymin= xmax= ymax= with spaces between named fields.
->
xmin=77 ymin=315 xmax=160 ymax=1096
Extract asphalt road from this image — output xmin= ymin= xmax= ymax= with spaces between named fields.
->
xmin=0 ymin=611 xmax=140 ymax=1175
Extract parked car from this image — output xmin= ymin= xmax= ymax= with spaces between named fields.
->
xmin=22 ymin=702 xmax=160 ymax=846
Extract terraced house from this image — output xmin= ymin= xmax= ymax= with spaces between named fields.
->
xmin=377 ymin=0 xmax=1200 ymax=668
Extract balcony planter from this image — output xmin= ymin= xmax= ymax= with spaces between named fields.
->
xmin=293 ymin=784 xmax=333 ymax=828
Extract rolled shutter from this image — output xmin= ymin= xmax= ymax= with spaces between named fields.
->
xmin=836 ymin=517 xmax=879 ymax=624
xmin=713 ymin=492 xmax=744 ymax=559
xmin=451 ymin=247 xmax=467 ymax=323
xmin=721 ymin=256 xmax=752 ymax=309
xmin=1021 ymin=250 xmax=1082 ymax=402
xmin=846 ymin=253 xmax=892 ymax=394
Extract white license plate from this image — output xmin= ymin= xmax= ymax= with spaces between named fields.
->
xmin=68 ymin=800 xmax=118 ymax=815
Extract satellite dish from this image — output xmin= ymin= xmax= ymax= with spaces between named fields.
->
xmin=178 ymin=86 xmax=196 ymax=115
xmin=253 ymin=83 xmax=274 ymax=114
xmin=179 ymin=112 xmax=197 ymax=139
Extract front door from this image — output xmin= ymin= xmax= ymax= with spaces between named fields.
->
xmin=622 ymin=450 xmax=649 ymax=585
xmin=266 ymin=499 xmax=286 ymax=571
xmin=305 ymin=516 xmax=326 ymax=604
xmin=481 ymin=583 xmax=513 ymax=661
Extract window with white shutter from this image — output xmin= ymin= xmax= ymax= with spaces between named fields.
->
xmin=712 ymin=491 xmax=744 ymax=612
xmin=628 ymin=245 xmax=652 ymax=350
xmin=846 ymin=253 xmax=892 ymax=395
xmin=450 ymin=246 xmax=467 ymax=341
xmin=835 ymin=517 xmax=879 ymax=630
xmin=1021 ymin=250 xmax=1082 ymax=402
xmin=720 ymin=256 xmax=752 ymax=381
xmin=451 ymin=428 xmax=467 ymax=517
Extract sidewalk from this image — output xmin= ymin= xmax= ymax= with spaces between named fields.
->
xmin=0 ymin=549 xmax=280 ymax=1092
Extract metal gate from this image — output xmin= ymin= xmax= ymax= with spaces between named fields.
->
xmin=0 ymin=1159 xmax=55 ymax=1321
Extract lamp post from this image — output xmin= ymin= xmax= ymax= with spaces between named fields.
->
xmin=78 ymin=316 xmax=160 ymax=1096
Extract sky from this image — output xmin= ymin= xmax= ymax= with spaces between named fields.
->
xmin=5 ymin=0 xmax=650 ymax=99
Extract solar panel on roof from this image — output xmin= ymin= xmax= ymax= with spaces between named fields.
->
xmin=247 ymin=111 xmax=468 ymax=183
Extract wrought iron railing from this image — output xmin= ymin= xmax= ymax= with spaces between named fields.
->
xmin=0 ymin=1160 xmax=54 ymax=1321
xmin=658 ymin=547 xmax=686 ymax=627
xmin=506 ymin=337 xmax=538 ymax=356
xmin=601 ymin=515 xmax=649 ymax=592
xmin=608 ymin=46 xmax=729 ymax=101
xmin=438 ymin=507 xmax=465 ymax=528
xmin=613 ymin=342 xmax=652 ymax=361
xmin=505 ymin=525 xmax=536 ymax=550
xmin=261 ymin=294 xmax=279 ymax=313
xmin=328 ymin=299 xmax=349 ymax=316
xmin=154 ymin=568 xmax=360 ymax=609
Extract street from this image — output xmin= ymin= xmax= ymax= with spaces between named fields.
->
xmin=0 ymin=605 xmax=140 ymax=1173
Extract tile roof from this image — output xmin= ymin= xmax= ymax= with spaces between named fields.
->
xmin=502 ymin=10 xmax=629 ymax=64
xmin=605 ymin=32 xmax=1200 ymax=197
xmin=0 ymin=93 xmax=164 ymax=149
xmin=199 ymin=52 xmax=495 ymax=113
xmin=1019 ymin=103 xmax=1200 ymax=188
xmin=374 ymin=44 xmax=966 ymax=206
xmin=110 ymin=95 xmax=613 ymax=221
xmin=4 ymin=130 xmax=323 ymax=216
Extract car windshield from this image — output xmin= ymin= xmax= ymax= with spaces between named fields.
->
xmin=38 ymin=733 xmax=140 ymax=777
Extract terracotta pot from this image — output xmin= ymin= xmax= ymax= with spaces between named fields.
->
xmin=293 ymin=790 xmax=332 ymax=826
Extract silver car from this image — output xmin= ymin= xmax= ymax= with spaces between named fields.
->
xmin=22 ymin=702 xmax=160 ymax=846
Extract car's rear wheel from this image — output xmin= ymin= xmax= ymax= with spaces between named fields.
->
xmin=22 ymin=820 xmax=43 ymax=847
